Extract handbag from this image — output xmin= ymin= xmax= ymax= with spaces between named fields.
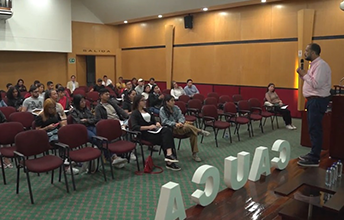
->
xmin=136 ymin=155 xmax=163 ymax=175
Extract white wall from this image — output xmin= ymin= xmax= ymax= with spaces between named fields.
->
xmin=72 ymin=0 xmax=103 ymax=24
xmin=0 ymin=0 xmax=72 ymax=52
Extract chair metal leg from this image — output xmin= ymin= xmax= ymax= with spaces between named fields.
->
xmin=214 ymin=128 xmax=218 ymax=148
xmin=107 ymin=152 xmax=114 ymax=180
xmin=62 ymin=164 xmax=69 ymax=193
xmin=1 ymin=157 xmax=6 ymax=185
xmin=99 ymin=156 xmax=107 ymax=182
xmin=51 ymin=169 xmax=54 ymax=184
xmin=260 ymin=120 xmax=264 ymax=133
xmin=25 ymin=170 xmax=34 ymax=204
xmin=69 ymin=159 xmax=76 ymax=191
xmin=16 ymin=164 xmax=21 ymax=194
xmin=134 ymin=148 xmax=140 ymax=171
xmin=58 ymin=166 xmax=62 ymax=182
xmin=250 ymin=122 xmax=254 ymax=137
xmin=177 ymin=139 xmax=182 ymax=150
xmin=140 ymin=144 xmax=145 ymax=168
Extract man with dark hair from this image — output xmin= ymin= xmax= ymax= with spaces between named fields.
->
xmin=90 ymin=79 xmax=105 ymax=92
xmin=102 ymin=75 xmax=113 ymax=87
xmin=22 ymin=85 xmax=43 ymax=112
xmin=6 ymin=83 xmax=13 ymax=90
xmin=297 ymin=43 xmax=331 ymax=167
xmin=95 ymin=88 xmax=130 ymax=166
xmin=33 ymin=80 xmax=40 ymax=87
xmin=47 ymin=81 xmax=54 ymax=90
xmin=184 ymin=79 xmax=199 ymax=97
xmin=66 ymin=75 xmax=79 ymax=93
xmin=121 ymin=81 xmax=133 ymax=101
xmin=148 ymin=77 xmax=156 ymax=88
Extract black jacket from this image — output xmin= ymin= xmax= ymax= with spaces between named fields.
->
xmin=95 ymin=99 xmax=129 ymax=121
xmin=148 ymin=93 xmax=162 ymax=108
xmin=130 ymin=109 xmax=155 ymax=132
xmin=7 ymin=97 xmax=24 ymax=110
xmin=71 ymin=107 xmax=97 ymax=127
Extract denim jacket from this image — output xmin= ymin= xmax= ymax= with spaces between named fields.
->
xmin=159 ymin=106 xmax=185 ymax=127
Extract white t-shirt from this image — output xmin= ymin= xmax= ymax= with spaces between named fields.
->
xmin=23 ymin=96 xmax=43 ymax=112
xmin=102 ymin=79 xmax=113 ymax=86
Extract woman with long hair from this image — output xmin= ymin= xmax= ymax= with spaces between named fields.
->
xmin=131 ymin=94 xmax=180 ymax=171
xmin=265 ymin=83 xmax=296 ymax=130
xmin=71 ymin=94 xmax=97 ymax=142
xmin=15 ymin=79 xmax=27 ymax=93
xmin=122 ymin=89 xmax=136 ymax=115
xmin=160 ymin=95 xmax=210 ymax=162
xmin=148 ymin=85 xmax=164 ymax=114
xmin=170 ymin=81 xmax=186 ymax=100
xmin=142 ymin=84 xmax=151 ymax=100
xmin=6 ymin=87 xmax=23 ymax=110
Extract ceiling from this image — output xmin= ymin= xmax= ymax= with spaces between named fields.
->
xmin=79 ymin=0 xmax=271 ymax=24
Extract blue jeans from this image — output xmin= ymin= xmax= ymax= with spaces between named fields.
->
xmin=149 ymin=107 xmax=160 ymax=114
xmin=87 ymin=126 xmax=97 ymax=144
xmin=306 ymin=97 xmax=329 ymax=160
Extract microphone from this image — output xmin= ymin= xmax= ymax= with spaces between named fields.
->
xmin=300 ymin=59 xmax=304 ymax=70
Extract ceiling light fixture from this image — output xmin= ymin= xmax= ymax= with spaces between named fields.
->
xmin=202 ymin=7 xmax=208 ymax=11
xmin=124 ymin=20 xmax=128 ymax=24
xmin=158 ymin=15 xmax=163 ymax=18
xmin=261 ymin=0 xmax=267 ymax=3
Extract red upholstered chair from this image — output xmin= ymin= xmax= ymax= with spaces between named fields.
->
xmin=95 ymin=119 xmax=139 ymax=179
xmin=67 ymin=114 xmax=73 ymax=124
xmin=14 ymin=130 xmax=69 ymax=204
xmin=0 ymin=106 xmax=16 ymax=120
xmin=204 ymin=97 xmax=224 ymax=119
xmin=232 ymin=94 xmax=243 ymax=104
xmin=238 ymin=100 xmax=263 ymax=136
xmin=86 ymin=91 xmax=99 ymax=108
xmin=9 ymin=112 xmax=35 ymax=130
xmin=200 ymin=105 xmax=231 ymax=147
xmin=162 ymin=89 xmax=171 ymax=95
xmin=248 ymin=98 xmax=275 ymax=130
xmin=175 ymin=101 xmax=197 ymax=126
xmin=223 ymin=102 xmax=251 ymax=141
xmin=72 ymin=89 xmax=86 ymax=97
xmin=219 ymin=95 xmax=232 ymax=109
xmin=78 ymin=86 xmax=89 ymax=93
xmin=0 ymin=122 xmax=24 ymax=184
xmin=187 ymin=99 xmax=203 ymax=127
xmin=207 ymin=92 xmax=219 ymax=103
xmin=193 ymin=94 xmax=205 ymax=103
xmin=178 ymin=95 xmax=190 ymax=103
xmin=58 ymin=124 xmax=106 ymax=190
xmin=20 ymin=92 xmax=29 ymax=98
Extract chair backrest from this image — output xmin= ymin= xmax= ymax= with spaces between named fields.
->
xmin=20 ymin=91 xmax=28 ymax=98
xmin=248 ymin=98 xmax=261 ymax=108
xmin=65 ymin=88 xmax=72 ymax=97
xmin=178 ymin=95 xmax=190 ymax=103
xmin=219 ymin=95 xmax=232 ymax=104
xmin=204 ymin=97 xmax=218 ymax=107
xmin=162 ymin=89 xmax=171 ymax=95
xmin=207 ymin=92 xmax=219 ymax=102
xmin=0 ymin=122 xmax=24 ymax=145
xmin=188 ymin=99 xmax=203 ymax=110
xmin=67 ymin=114 xmax=73 ymax=124
xmin=86 ymin=91 xmax=100 ymax=102
xmin=9 ymin=112 xmax=34 ymax=129
xmin=193 ymin=94 xmax=205 ymax=103
xmin=232 ymin=94 xmax=243 ymax=103
xmin=96 ymin=119 xmax=122 ymax=141
xmin=201 ymin=105 xmax=218 ymax=121
xmin=15 ymin=130 xmax=51 ymax=157
xmin=223 ymin=102 xmax=237 ymax=115
xmin=73 ymin=89 xmax=86 ymax=97
xmin=58 ymin=124 xmax=88 ymax=149
xmin=175 ymin=101 xmax=187 ymax=115
xmin=0 ymin=106 xmax=16 ymax=120
xmin=78 ymin=86 xmax=89 ymax=93
xmin=237 ymin=100 xmax=250 ymax=111
xmin=0 ymin=91 xmax=5 ymax=99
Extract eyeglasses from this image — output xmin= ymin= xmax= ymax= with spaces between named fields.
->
xmin=140 ymin=99 xmax=147 ymax=102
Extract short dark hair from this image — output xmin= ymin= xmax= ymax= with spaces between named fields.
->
xmin=55 ymin=83 xmax=62 ymax=89
xmin=149 ymin=78 xmax=155 ymax=81
xmin=308 ymin=43 xmax=321 ymax=55
xmin=99 ymin=88 xmax=110 ymax=95
xmin=47 ymin=81 xmax=53 ymax=86
xmin=186 ymin=79 xmax=193 ymax=83
xmin=33 ymin=80 xmax=40 ymax=85
xmin=97 ymin=78 xmax=102 ymax=82
xmin=29 ymin=85 xmax=37 ymax=93
xmin=103 ymin=75 xmax=107 ymax=78
xmin=71 ymin=75 xmax=75 ymax=78
xmin=6 ymin=83 xmax=13 ymax=89
xmin=57 ymin=86 xmax=65 ymax=92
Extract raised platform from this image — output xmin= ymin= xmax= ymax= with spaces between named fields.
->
xmin=185 ymin=151 xmax=344 ymax=220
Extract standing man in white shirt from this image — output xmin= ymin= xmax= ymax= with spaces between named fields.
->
xmin=102 ymin=75 xmax=113 ymax=87
xmin=66 ymin=75 xmax=79 ymax=93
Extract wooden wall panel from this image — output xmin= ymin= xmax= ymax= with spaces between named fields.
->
xmin=95 ymin=56 xmax=116 ymax=82
xmin=121 ymin=49 xmax=166 ymax=81
xmin=76 ymin=55 xmax=87 ymax=86
xmin=0 ymin=52 xmax=67 ymax=90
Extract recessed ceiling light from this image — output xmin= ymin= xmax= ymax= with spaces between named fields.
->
xmin=124 ymin=20 xmax=128 ymax=24
xmin=261 ymin=0 xmax=266 ymax=2
xmin=158 ymin=15 xmax=163 ymax=18
xmin=202 ymin=7 xmax=208 ymax=11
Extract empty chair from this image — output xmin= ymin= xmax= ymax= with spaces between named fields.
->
xmin=0 ymin=106 xmax=16 ymax=120
xmin=86 ymin=91 xmax=99 ymax=108
xmin=232 ymin=94 xmax=243 ymax=104
xmin=9 ymin=112 xmax=35 ymax=130
xmin=187 ymin=99 xmax=203 ymax=127
xmin=204 ymin=97 xmax=224 ymax=119
xmin=162 ymin=89 xmax=171 ymax=95
xmin=249 ymin=98 xmax=274 ymax=130
xmin=0 ymin=122 xmax=24 ymax=184
xmin=219 ymin=95 xmax=232 ymax=109
xmin=78 ymin=86 xmax=89 ymax=93
xmin=58 ymin=124 xmax=106 ymax=190
xmin=223 ymin=102 xmax=251 ymax=141
xmin=175 ymin=101 xmax=197 ymax=126
xmin=72 ymin=89 xmax=86 ymax=97
xmin=237 ymin=100 xmax=263 ymax=136
xmin=207 ymin=92 xmax=219 ymax=103
xmin=178 ymin=95 xmax=190 ymax=103
xmin=14 ymin=130 xmax=69 ymax=204
xmin=193 ymin=94 xmax=205 ymax=103
xmin=201 ymin=105 xmax=231 ymax=147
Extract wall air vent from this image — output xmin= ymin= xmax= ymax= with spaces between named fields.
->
xmin=0 ymin=0 xmax=13 ymax=21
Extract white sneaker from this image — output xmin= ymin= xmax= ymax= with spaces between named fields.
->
xmin=286 ymin=125 xmax=294 ymax=130
xmin=112 ymin=156 xmax=127 ymax=165
xmin=291 ymin=125 xmax=297 ymax=129
xmin=130 ymin=153 xmax=137 ymax=161
xmin=66 ymin=166 xmax=79 ymax=175
xmin=114 ymin=163 xmax=125 ymax=169
xmin=200 ymin=130 xmax=210 ymax=137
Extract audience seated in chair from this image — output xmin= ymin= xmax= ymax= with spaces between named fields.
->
xmin=184 ymin=79 xmax=199 ymax=97
xmin=102 ymin=75 xmax=113 ymax=87
xmin=160 ymin=95 xmax=210 ymax=162
xmin=121 ymin=81 xmax=133 ymax=101
xmin=57 ymin=87 xmax=70 ymax=110
xmin=22 ymin=85 xmax=43 ymax=113
xmin=265 ymin=83 xmax=296 ymax=130
xmin=66 ymin=75 xmax=79 ymax=93
xmin=142 ymin=84 xmax=151 ymax=100
xmin=170 ymin=81 xmax=186 ymax=100
xmin=131 ymin=94 xmax=180 ymax=171
xmin=15 ymin=79 xmax=27 ymax=93
xmin=135 ymin=78 xmax=145 ymax=95
xmin=44 ymin=89 xmax=67 ymax=120
xmin=90 ymin=78 xmax=105 ymax=92
xmin=148 ymin=85 xmax=164 ymax=114
xmin=122 ymin=89 xmax=136 ymax=115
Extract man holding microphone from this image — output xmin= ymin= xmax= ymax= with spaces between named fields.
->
xmin=297 ymin=43 xmax=331 ymax=167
